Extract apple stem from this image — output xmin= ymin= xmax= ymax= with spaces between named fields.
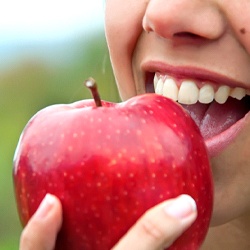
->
xmin=85 ymin=78 xmax=102 ymax=107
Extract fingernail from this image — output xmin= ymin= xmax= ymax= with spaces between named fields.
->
xmin=164 ymin=195 xmax=197 ymax=219
xmin=35 ymin=194 xmax=56 ymax=219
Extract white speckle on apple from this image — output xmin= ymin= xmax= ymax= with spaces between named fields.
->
xmin=129 ymin=173 xmax=134 ymax=178
xmin=99 ymin=172 xmax=105 ymax=177
xmin=130 ymin=157 xmax=136 ymax=162
xmin=68 ymin=146 xmax=73 ymax=152
xmin=140 ymin=149 xmax=146 ymax=154
xmin=95 ymin=213 xmax=100 ymax=218
xmin=136 ymin=130 xmax=142 ymax=136
xmin=179 ymin=132 xmax=184 ymax=138
xmin=106 ymin=134 xmax=111 ymax=140
xmin=117 ymin=152 xmax=123 ymax=158
xmin=121 ymin=148 xmax=127 ymax=154
xmin=106 ymin=196 xmax=111 ymax=201
xmin=125 ymin=129 xmax=131 ymax=134
xmin=73 ymin=133 xmax=78 ymax=138
xmin=150 ymin=158 xmax=156 ymax=164
xmin=151 ymin=186 xmax=156 ymax=190
xmin=91 ymin=205 xmax=97 ymax=211
xmin=63 ymin=172 xmax=68 ymax=177
xmin=109 ymin=159 xmax=117 ymax=166
xmin=97 ymin=129 xmax=102 ymax=134
xmin=116 ymin=217 xmax=121 ymax=222
xmin=152 ymin=173 xmax=156 ymax=178
xmin=97 ymin=182 xmax=102 ymax=187
xmin=49 ymin=141 xmax=54 ymax=145
xmin=116 ymin=129 xmax=121 ymax=134
xmin=70 ymin=175 xmax=74 ymax=181
xmin=113 ymin=196 xmax=119 ymax=201
xmin=57 ymin=158 xmax=62 ymax=163
xmin=117 ymin=173 xmax=121 ymax=178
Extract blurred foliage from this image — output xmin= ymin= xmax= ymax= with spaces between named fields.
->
xmin=0 ymin=29 xmax=119 ymax=249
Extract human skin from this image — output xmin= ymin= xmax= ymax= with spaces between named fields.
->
xmin=105 ymin=0 xmax=250 ymax=249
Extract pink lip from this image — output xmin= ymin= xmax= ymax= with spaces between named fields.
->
xmin=142 ymin=61 xmax=250 ymax=158
xmin=206 ymin=112 xmax=250 ymax=158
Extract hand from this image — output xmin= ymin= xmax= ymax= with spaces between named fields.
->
xmin=20 ymin=194 xmax=62 ymax=250
xmin=20 ymin=194 xmax=197 ymax=250
xmin=112 ymin=195 xmax=197 ymax=249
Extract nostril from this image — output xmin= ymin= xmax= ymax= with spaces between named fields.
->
xmin=173 ymin=32 xmax=201 ymax=39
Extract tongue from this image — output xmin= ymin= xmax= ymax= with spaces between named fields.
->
xmin=181 ymin=97 xmax=249 ymax=140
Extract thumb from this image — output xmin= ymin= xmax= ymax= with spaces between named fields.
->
xmin=112 ymin=195 xmax=197 ymax=250
xmin=20 ymin=194 xmax=62 ymax=250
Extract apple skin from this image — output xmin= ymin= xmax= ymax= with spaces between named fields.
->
xmin=13 ymin=93 xmax=213 ymax=250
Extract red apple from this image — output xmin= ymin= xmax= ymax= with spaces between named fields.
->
xmin=13 ymin=78 xmax=213 ymax=250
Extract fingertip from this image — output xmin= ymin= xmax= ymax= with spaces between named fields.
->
xmin=113 ymin=195 xmax=197 ymax=250
xmin=35 ymin=194 xmax=61 ymax=219
xmin=20 ymin=194 xmax=63 ymax=250
xmin=164 ymin=194 xmax=197 ymax=220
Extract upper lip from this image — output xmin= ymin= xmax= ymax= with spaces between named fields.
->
xmin=142 ymin=61 xmax=250 ymax=89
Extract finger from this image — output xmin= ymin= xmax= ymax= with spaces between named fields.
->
xmin=112 ymin=195 xmax=197 ymax=250
xmin=20 ymin=194 xmax=63 ymax=250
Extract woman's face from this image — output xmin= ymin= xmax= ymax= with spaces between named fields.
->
xmin=105 ymin=0 xmax=250 ymax=226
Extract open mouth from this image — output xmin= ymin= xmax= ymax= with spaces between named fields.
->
xmin=146 ymin=72 xmax=250 ymax=151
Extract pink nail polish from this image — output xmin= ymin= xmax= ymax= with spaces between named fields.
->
xmin=164 ymin=195 xmax=197 ymax=219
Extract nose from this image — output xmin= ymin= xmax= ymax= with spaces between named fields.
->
xmin=143 ymin=0 xmax=226 ymax=41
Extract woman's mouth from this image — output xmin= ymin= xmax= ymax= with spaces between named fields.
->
xmin=145 ymin=72 xmax=250 ymax=157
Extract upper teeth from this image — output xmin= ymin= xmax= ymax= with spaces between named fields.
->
xmin=154 ymin=74 xmax=248 ymax=105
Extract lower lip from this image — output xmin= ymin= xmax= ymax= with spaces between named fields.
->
xmin=205 ymin=112 xmax=250 ymax=158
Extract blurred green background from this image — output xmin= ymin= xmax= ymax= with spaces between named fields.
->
xmin=0 ymin=2 xmax=119 ymax=248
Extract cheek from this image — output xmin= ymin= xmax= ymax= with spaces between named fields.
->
xmin=105 ymin=0 xmax=147 ymax=100
xmin=210 ymin=124 xmax=250 ymax=224
xmin=225 ymin=2 xmax=250 ymax=55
